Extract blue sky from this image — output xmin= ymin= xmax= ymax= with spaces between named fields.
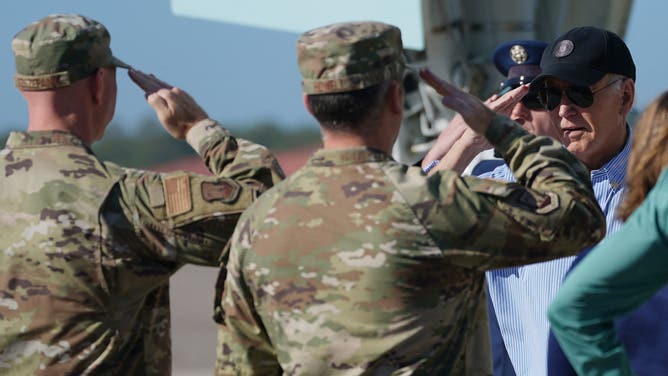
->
xmin=172 ymin=0 xmax=424 ymax=49
xmin=0 ymin=0 xmax=665 ymax=135
xmin=0 ymin=1 xmax=310 ymax=133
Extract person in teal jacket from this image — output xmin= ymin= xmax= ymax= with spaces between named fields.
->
xmin=548 ymin=90 xmax=668 ymax=376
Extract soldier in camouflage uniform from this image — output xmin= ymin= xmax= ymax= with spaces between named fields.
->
xmin=214 ymin=21 xmax=606 ymax=375
xmin=0 ymin=14 xmax=284 ymax=375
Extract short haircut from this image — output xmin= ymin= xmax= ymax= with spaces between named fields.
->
xmin=607 ymin=73 xmax=627 ymax=91
xmin=307 ymin=80 xmax=393 ymax=131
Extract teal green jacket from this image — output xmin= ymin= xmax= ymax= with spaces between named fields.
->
xmin=549 ymin=168 xmax=668 ymax=376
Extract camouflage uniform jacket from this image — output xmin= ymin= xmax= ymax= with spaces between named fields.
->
xmin=0 ymin=119 xmax=284 ymax=375
xmin=215 ymin=116 xmax=606 ymax=375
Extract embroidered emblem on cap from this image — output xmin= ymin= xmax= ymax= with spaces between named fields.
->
xmin=554 ymin=40 xmax=574 ymax=58
xmin=510 ymin=45 xmax=528 ymax=64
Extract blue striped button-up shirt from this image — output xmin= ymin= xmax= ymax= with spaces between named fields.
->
xmin=481 ymin=139 xmax=630 ymax=376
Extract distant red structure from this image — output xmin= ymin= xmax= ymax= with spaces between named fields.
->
xmin=150 ymin=144 xmax=321 ymax=176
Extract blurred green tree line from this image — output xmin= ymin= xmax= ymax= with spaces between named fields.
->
xmin=0 ymin=117 xmax=321 ymax=169
xmin=0 ymin=107 xmax=642 ymax=169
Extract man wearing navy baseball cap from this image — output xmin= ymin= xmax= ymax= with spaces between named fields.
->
xmin=485 ymin=27 xmax=668 ymax=376
xmin=544 ymin=28 xmax=668 ymax=376
xmin=529 ymin=26 xmax=635 ymax=170
xmin=448 ymin=27 xmax=634 ymax=376
xmin=489 ymin=26 xmax=635 ymax=376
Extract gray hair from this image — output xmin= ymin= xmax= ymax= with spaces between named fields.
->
xmin=605 ymin=73 xmax=629 ymax=92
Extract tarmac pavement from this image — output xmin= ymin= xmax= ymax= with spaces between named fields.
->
xmin=171 ymin=265 xmax=220 ymax=375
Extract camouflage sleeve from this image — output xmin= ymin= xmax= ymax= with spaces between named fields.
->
xmin=186 ymin=119 xmax=284 ymax=186
xmin=394 ymin=115 xmax=606 ymax=270
xmin=215 ymin=212 xmax=282 ymax=376
xmin=116 ymin=119 xmax=285 ymax=267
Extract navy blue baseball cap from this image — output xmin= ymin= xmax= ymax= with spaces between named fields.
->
xmin=493 ymin=40 xmax=547 ymax=94
xmin=533 ymin=26 xmax=635 ymax=87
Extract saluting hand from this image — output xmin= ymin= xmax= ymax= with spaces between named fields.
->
xmin=420 ymin=70 xmax=531 ymax=172
xmin=129 ymin=69 xmax=208 ymax=139
xmin=419 ymin=69 xmax=527 ymax=134
xmin=485 ymin=84 xmax=530 ymax=117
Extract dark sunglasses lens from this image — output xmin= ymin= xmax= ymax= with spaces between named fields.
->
xmin=565 ymin=86 xmax=594 ymax=108
xmin=538 ymin=88 xmax=561 ymax=111
xmin=521 ymin=92 xmax=543 ymax=110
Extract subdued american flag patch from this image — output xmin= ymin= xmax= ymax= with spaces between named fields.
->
xmin=163 ymin=174 xmax=192 ymax=217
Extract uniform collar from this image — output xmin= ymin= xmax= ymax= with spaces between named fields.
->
xmin=590 ymin=128 xmax=631 ymax=191
xmin=307 ymin=147 xmax=392 ymax=167
xmin=5 ymin=130 xmax=86 ymax=148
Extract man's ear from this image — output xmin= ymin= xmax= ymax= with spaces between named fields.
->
xmin=90 ymin=68 xmax=105 ymax=105
xmin=620 ymin=79 xmax=635 ymax=115
xmin=302 ymin=94 xmax=313 ymax=115
xmin=387 ymin=81 xmax=403 ymax=114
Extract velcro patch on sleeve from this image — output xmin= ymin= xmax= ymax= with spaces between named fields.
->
xmin=148 ymin=183 xmax=166 ymax=207
xmin=163 ymin=175 xmax=193 ymax=217
xmin=201 ymin=180 xmax=241 ymax=203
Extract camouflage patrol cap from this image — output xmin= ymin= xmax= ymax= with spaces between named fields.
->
xmin=12 ymin=14 xmax=131 ymax=91
xmin=297 ymin=21 xmax=406 ymax=95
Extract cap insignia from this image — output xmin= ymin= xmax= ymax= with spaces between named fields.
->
xmin=554 ymin=40 xmax=574 ymax=58
xmin=510 ymin=45 xmax=528 ymax=64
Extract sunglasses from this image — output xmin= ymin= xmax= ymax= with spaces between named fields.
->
xmin=523 ymin=78 xmax=624 ymax=111
xmin=520 ymin=91 xmax=543 ymax=110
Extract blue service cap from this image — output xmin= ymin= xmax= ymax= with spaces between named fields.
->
xmin=493 ymin=40 xmax=547 ymax=93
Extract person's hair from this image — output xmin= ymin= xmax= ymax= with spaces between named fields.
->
xmin=307 ymin=80 xmax=395 ymax=131
xmin=606 ymin=73 xmax=627 ymax=91
xmin=618 ymin=90 xmax=668 ymax=220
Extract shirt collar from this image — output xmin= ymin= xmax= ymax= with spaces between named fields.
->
xmin=5 ymin=130 xmax=86 ymax=149
xmin=307 ymin=147 xmax=392 ymax=167
xmin=590 ymin=128 xmax=631 ymax=190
